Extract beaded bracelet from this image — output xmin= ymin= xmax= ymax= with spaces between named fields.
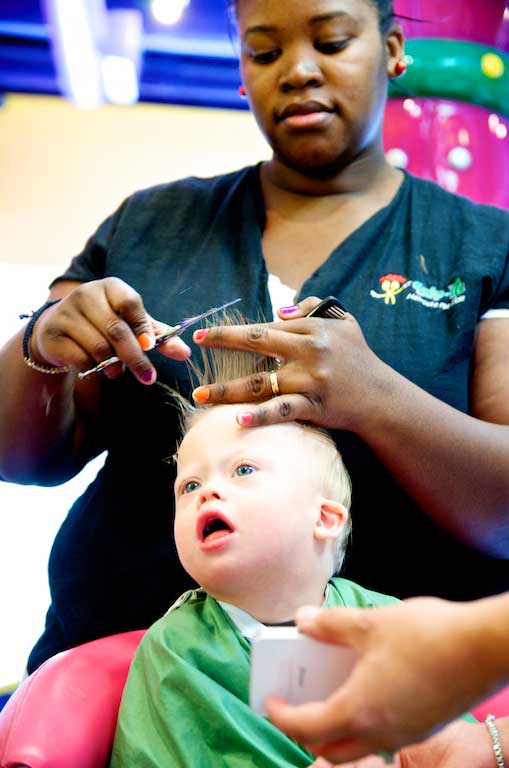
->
xmin=486 ymin=714 xmax=506 ymax=768
xmin=20 ymin=299 xmax=72 ymax=375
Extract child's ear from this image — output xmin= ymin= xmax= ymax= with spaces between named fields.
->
xmin=314 ymin=499 xmax=348 ymax=541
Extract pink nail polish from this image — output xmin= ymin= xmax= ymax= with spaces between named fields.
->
xmin=238 ymin=412 xmax=254 ymax=426
xmin=280 ymin=305 xmax=299 ymax=315
xmin=194 ymin=329 xmax=208 ymax=342
xmin=141 ymin=369 xmax=155 ymax=384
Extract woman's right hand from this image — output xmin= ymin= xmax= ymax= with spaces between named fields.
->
xmin=31 ymin=278 xmax=191 ymax=386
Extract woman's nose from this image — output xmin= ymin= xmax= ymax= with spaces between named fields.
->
xmin=279 ymin=47 xmax=325 ymax=92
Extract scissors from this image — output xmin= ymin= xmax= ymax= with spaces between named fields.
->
xmin=77 ymin=297 xmax=242 ymax=380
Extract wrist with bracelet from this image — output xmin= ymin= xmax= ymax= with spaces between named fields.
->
xmin=486 ymin=715 xmax=506 ymax=768
xmin=20 ymin=299 xmax=72 ymax=375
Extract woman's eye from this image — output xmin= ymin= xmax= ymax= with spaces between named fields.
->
xmin=316 ymin=40 xmax=349 ymax=54
xmin=234 ymin=464 xmax=256 ymax=477
xmin=250 ymin=49 xmax=281 ymax=64
xmin=182 ymin=480 xmax=200 ymax=495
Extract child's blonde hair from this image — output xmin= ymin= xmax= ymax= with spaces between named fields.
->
xmin=172 ymin=312 xmax=352 ymax=574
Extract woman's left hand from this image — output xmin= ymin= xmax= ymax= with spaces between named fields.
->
xmin=192 ymin=297 xmax=388 ymax=432
xmin=310 ymin=721 xmax=495 ymax=768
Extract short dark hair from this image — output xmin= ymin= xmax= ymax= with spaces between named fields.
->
xmin=226 ymin=0 xmax=394 ymax=35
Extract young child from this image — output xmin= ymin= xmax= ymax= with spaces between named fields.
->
xmin=109 ymin=345 xmax=474 ymax=767
xmin=109 ymin=400 xmax=401 ymax=766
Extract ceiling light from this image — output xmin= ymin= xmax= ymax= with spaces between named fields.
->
xmin=44 ymin=0 xmax=104 ymax=109
xmin=101 ymin=55 xmax=139 ymax=105
xmin=151 ymin=0 xmax=190 ymax=25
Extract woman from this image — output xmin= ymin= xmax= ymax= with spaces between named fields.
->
xmin=0 ymin=0 xmax=507 ymax=674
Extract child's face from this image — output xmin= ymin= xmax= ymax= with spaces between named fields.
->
xmin=174 ymin=406 xmax=345 ymax=602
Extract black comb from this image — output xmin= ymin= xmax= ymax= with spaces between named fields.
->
xmin=306 ymin=296 xmax=347 ymax=319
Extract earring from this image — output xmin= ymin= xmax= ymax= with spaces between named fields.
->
xmin=394 ymin=60 xmax=407 ymax=77
xmin=238 ymin=85 xmax=247 ymax=98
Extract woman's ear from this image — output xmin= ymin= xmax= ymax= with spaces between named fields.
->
xmin=385 ymin=24 xmax=405 ymax=77
xmin=314 ymin=499 xmax=348 ymax=541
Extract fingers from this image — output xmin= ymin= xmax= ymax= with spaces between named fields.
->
xmin=35 ymin=278 xmax=190 ymax=386
xmin=265 ymin=696 xmax=353 ymax=747
xmin=74 ymin=280 xmax=157 ymax=384
xmin=193 ymin=321 xmax=312 ymax=359
xmin=277 ymin=296 xmax=322 ymax=320
xmin=295 ymin=606 xmax=373 ymax=647
xmin=193 ymin=366 xmax=314 ymax=407
xmin=192 ymin=384 xmax=318 ymax=426
xmin=234 ymin=395 xmax=319 ymax=427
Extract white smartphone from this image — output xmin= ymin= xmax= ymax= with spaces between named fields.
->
xmin=250 ymin=626 xmax=357 ymax=716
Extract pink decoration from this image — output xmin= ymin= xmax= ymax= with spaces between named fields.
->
xmin=384 ymin=99 xmax=509 ymax=208
xmin=395 ymin=0 xmax=509 ymax=51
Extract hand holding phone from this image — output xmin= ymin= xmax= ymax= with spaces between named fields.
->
xmin=250 ymin=625 xmax=357 ymax=716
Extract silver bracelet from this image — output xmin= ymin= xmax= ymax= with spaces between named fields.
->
xmin=486 ymin=714 xmax=506 ymax=768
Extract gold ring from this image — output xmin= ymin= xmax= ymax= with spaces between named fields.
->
xmin=269 ymin=370 xmax=280 ymax=397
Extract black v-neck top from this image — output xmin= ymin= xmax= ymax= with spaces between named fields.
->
xmin=28 ymin=165 xmax=509 ymax=672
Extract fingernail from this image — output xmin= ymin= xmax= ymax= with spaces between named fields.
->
xmin=194 ymin=329 xmax=208 ymax=342
xmin=280 ymin=305 xmax=299 ymax=315
xmin=237 ymin=412 xmax=254 ymax=426
xmin=137 ymin=332 xmax=154 ymax=351
xmin=296 ymin=605 xmax=321 ymax=627
xmin=141 ymin=369 xmax=155 ymax=384
xmin=193 ymin=387 xmax=210 ymax=403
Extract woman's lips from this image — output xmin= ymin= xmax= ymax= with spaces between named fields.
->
xmin=282 ymin=111 xmax=334 ymax=129
xmin=278 ymin=100 xmax=336 ymax=130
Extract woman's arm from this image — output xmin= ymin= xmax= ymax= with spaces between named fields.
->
xmin=191 ymin=303 xmax=509 ymax=557
xmin=0 ymin=278 xmax=190 ymax=485
xmin=0 ymin=280 xmax=101 ymax=484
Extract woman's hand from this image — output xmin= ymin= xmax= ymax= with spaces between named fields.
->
xmin=32 ymin=278 xmax=191 ymax=385
xmin=266 ymin=597 xmax=506 ymax=763
xmin=310 ymin=721 xmax=498 ymax=768
xmin=192 ymin=296 xmax=387 ymax=432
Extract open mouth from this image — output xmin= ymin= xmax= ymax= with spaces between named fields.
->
xmin=199 ymin=514 xmax=234 ymax=545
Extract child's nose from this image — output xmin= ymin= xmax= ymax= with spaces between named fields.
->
xmin=199 ymin=487 xmax=222 ymax=505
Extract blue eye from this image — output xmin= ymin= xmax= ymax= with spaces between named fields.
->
xmin=235 ymin=464 xmax=256 ymax=477
xmin=182 ymin=480 xmax=200 ymax=495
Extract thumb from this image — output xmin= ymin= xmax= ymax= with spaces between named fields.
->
xmin=296 ymin=605 xmax=373 ymax=649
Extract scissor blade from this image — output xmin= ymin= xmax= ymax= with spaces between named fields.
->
xmin=155 ymin=297 xmax=242 ymax=344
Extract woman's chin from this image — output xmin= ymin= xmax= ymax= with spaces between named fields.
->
xmin=275 ymin=145 xmax=351 ymax=180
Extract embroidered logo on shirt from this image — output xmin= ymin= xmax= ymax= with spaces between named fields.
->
xmin=370 ymin=274 xmax=412 ymax=305
xmin=370 ymin=275 xmax=466 ymax=310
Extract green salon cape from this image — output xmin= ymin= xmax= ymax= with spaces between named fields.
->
xmin=110 ymin=578 xmax=400 ymax=767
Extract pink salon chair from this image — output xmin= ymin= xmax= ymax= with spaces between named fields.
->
xmin=0 ymin=630 xmax=145 ymax=768
xmin=0 ymin=629 xmax=508 ymax=768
